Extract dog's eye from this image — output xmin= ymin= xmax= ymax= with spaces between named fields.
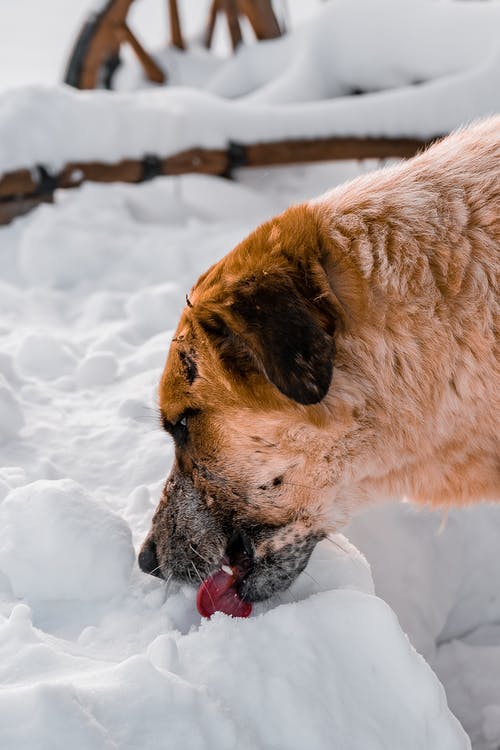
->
xmin=161 ymin=408 xmax=200 ymax=445
xmin=172 ymin=414 xmax=189 ymax=444
xmin=175 ymin=412 xmax=194 ymax=433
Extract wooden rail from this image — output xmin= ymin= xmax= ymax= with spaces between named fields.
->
xmin=0 ymin=135 xmax=437 ymax=225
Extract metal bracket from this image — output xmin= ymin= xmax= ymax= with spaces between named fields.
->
xmin=142 ymin=154 xmax=163 ymax=181
xmin=35 ymin=165 xmax=59 ymax=196
xmin=226 ymin=141 xmax=247 ymax=175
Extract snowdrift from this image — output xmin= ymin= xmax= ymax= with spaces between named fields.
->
xmin=0 ymin=517 xmax=468 ymax=750
xmin=348 ymin=502 xmax=500 ymax=750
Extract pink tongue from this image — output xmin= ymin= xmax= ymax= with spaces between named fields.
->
xmin=196 ymin=567 xmax=252 ymax=618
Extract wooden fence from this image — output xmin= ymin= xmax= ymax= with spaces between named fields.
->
xmin=0 ymin=134 xmax=437 ymax=225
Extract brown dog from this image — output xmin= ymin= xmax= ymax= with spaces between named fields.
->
xmin=139 ymin=118 xmax=499 ymax=602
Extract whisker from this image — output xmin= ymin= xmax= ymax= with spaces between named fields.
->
xmin=191 ymin=560 xmax=218 ymax=612
xmin=189 ymin=544 xmax=213 ymax=568
xmin=302 ymin=569 xmax=321 ymax=587
xmin=164 ymin=572 xmax=174 ymax=597
xmin=190 ymin=560 xmax=204 ymax=585
xmin=147 ymin=563 xmax=164 ymax=577
xmin=325 ymin=536 xmax=349 ymax=554
xmin=135 ymin=414 xmax=164 ymax=426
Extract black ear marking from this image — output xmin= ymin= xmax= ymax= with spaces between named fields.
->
xmin=198 ymin=312 xmax=259 ymax=378
xmin=230 ymin=273 xmax=335 ymax=404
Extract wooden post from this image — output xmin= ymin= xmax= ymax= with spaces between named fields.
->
xmin=0 ymin=136 xmax=438 ymax=224
xmin=78 ymin=0 xmax=135 ymax=89
xmin=169 ymin=0 xmax=185 ymax=49
xmin=222 ymin=0 xmax=243 ymax=50
xmin=119 ymin=23 xmax=166 ymax=83
xmin=205 ymin=0 xmax=218 ymax=48
xmin=238 ymin=0 xmax=281 ymax=39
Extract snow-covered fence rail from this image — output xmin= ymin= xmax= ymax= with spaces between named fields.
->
xmin=0 ymin=134 xmax=433 ymax=225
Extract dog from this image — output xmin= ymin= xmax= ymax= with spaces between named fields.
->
xmin=139 ymin=118 xmax=499 ymax=603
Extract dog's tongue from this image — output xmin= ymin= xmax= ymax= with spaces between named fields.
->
xmin=196 ymin=565 xmax=252 ymax=618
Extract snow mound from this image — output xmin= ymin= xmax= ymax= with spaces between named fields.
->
xmin=0 ymin=351 xmax=21 ymax=385
xmin=125 ymin=283 xmax=183 ymax=338
xmin=173 ymin=591 xmax=469 ymax=750
xmin=0 ymin=651 xmax=240 ymax=750
xmin=15 ymin=332 xmax=77 ymax=380
xmin=0 ymin=544 xmax=470 ymax=750
xmin=0 ymin=375 xmax=24 ymax=440
xmin=0 ymin=479 xmax=134 ymax=600
xmin=76 ymin=351 xmax=118 ymax=388
xmin=17 ymin=200 xmax=127 ymax=289
xmin=347 ymin=501 xmax=500 ymax=749
xmin=348 ymin=502 xmax=500 ymax=659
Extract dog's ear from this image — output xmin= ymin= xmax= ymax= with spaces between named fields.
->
xmin=198 ymin=272 xmax=336 ymax=405
xmin=197 ymin=310 xmax=260 ymax=380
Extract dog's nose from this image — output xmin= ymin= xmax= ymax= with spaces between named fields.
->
xmin=138 ymin=538 xmax=162 ymax=578
xmin=226 ymin=530 xmax=254 ymax=574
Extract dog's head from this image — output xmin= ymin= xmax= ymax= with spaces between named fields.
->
xmin=139 ymin=205 xmax=355 ymax=601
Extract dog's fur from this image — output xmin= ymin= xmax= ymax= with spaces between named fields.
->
xmin=140 ymin=118 xmax=499 ymax=601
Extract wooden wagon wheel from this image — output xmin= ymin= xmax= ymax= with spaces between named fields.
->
xmin=64 ymin=0 xmax=282 ymax=90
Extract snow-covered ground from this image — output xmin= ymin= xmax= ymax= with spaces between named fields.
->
xmin=0 ymin=171 xmax=476 ymax=750
xmin=1 ymin=1 xmax=499 ymax=748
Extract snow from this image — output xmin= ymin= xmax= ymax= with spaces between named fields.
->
xmin=0 ymin=0 xmax=94 ymax=93
xmin=16 ymin=332 xmax=77 ymax=380
xmin=0 ymin=172 xmax=478 ymax=749
xmin=347 ymin=501 xmax=500 ymax=749
xmin=0 ymin=376 xmax=24 ymax=440
xmin=0 ymin=479 xmax=134 ymax=600
xmin=76 ymin=351 xmax=118 ymax=388
xmin=1 ymin=2 xmax=500 ymax=176
xmin=0 ymin=529 xmax=469 ymax=750
xmin=0 ymin=0 xmax=499 ymax=747
xmin=204 ymin=0 xmax=500 ymax=101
